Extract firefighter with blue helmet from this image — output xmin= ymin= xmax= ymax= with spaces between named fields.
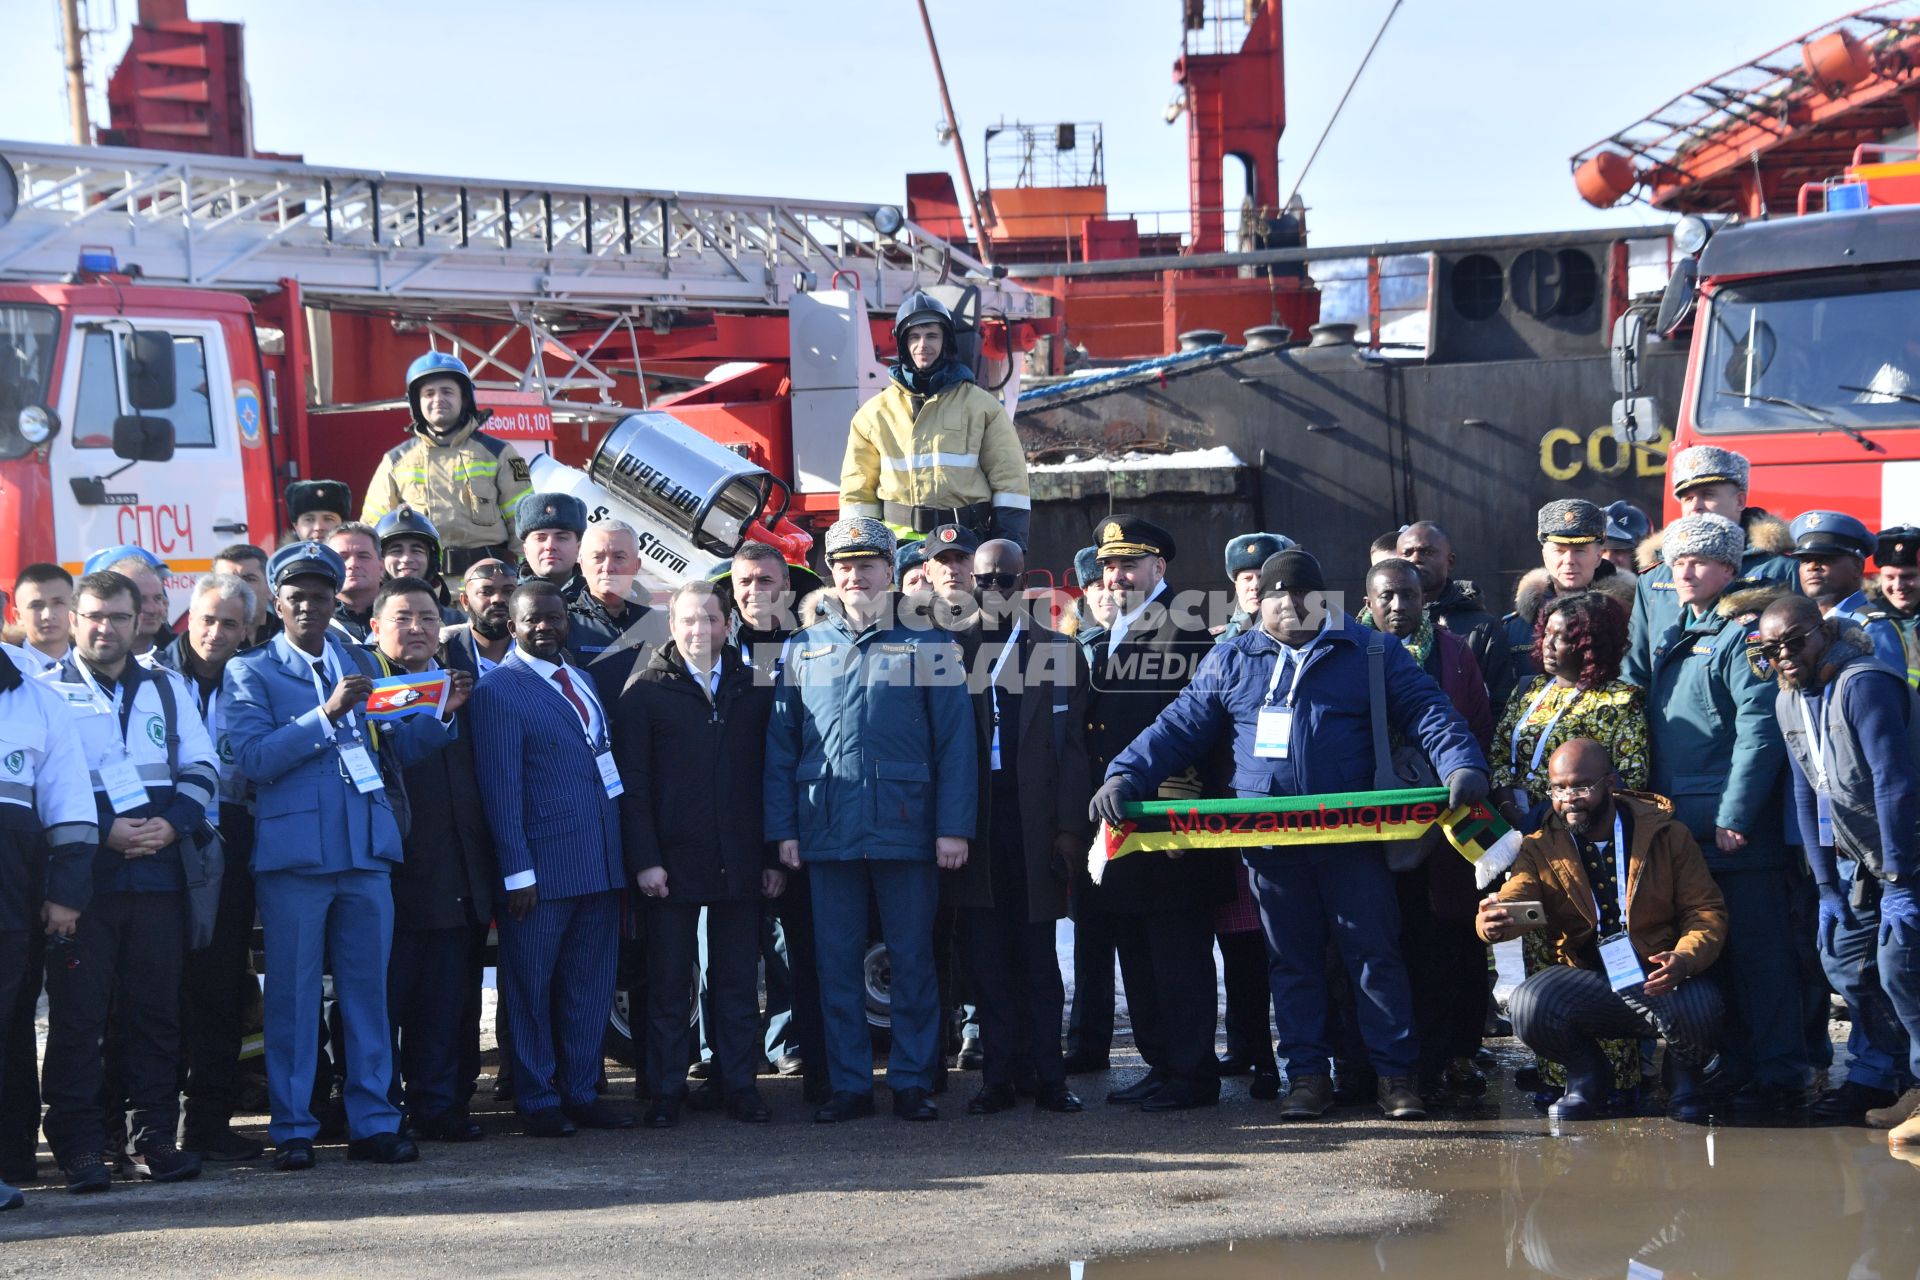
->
xmin=840 ymin=291 xmax=1032 ymax=550
xmin=362 ymin=353 xmax=535 ymax=579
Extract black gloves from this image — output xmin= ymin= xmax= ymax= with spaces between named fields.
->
xmin=1447 ymin=768 xmax=1490 ymax=810
xmin=1090 ymin=775 xmax=1137 ymax=826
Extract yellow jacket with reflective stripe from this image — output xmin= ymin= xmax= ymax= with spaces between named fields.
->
xmin=362 ymin=419 xmax=534 ymax=552
xmin=839 ymin=380 xmax=1030 ymax=518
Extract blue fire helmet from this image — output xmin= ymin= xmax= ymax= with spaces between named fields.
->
xmin=406 ymin=351 xmax=477 ymax=430
xmin=83 ymin=543 xmax=168 ymax=575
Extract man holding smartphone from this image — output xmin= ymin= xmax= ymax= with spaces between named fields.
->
xmin=1478 ymin=738 xmax=1728 ymax=1123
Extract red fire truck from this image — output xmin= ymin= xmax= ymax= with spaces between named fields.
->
xmin=0 ymin=137 xmax=1040 ymax=617
xmin=1579 ymin=5 xmax=1920 ymax=529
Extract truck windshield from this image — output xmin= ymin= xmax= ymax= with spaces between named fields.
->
xmin=0 ymin=305 xmax=60 ymax=424
xmin=1693 ymin=267 xmax=1920 ymax=434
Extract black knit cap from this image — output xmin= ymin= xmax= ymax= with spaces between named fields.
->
xmin=1257 ymin=549 xmax=1327 ymax=599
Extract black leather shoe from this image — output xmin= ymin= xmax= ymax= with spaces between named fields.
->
xmin=272 ymin=1139 xmax=315 ymax=1172
xmin=967 ymin=1084 xmax=1018 ymax=1115
xmin=1215 ymin=1054 xmax=1254 ymax=1078
xmin=644 ymin=1099 xmax=681 ymax=1130
xmin=522 ymin=1107 xmax=577 ymax=1138
xmin=957 ymin=1040 xmax=985 ymax=1071
xmin=61 ymin=1152 xmax=112 ymax=1192
xmin=1034 ymin=1086 xmax=1084 ymax=1113
xmin=686 ymin=1060 xmax=713 ymax=1080
xmin=129 ymin=1144 xmax=202 ymax=1183
xmin=1061 ymin=1051 xmax=1110 ymax=1075
xmin=727 ymin=1089 xmax=772 ymax=1124
xmin=1727 ymin=1080 xmax=1815 ymax=1117
xmin=347 ymin=1132 xmax=419 ymax=1164
xmin=774 ymin=1054 xmax=806 ymax=1077
xmin=814 ymin=1091 xmax=876 ymax=1124
xmin=1105 ymin=1072 xmax=1168 ymax=1105
xmin=416 ymin=1114 xmax=484 ymax=1143
xmin=184 ymin=1127 xmax=264 ymax=1162
xmin=1141 ymin=1082 xmax=1220 ymax=1112
xmin=564 ymin=1103 xmax=637 ymax=1130
xmin=892 ymin=1087 xmax=938 ymax=1121
xmin=1249 ymin=1070 xmax=1282 ymax=1101
xmin=1811 ymin=1081 xmax=1899 ymax=1126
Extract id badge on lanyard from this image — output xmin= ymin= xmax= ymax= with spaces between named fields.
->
xmin=596 ymin=749 xmax=624 ymax=798
xmin=987 ymin=626 xmax=1023 ymax=772
xmin=1254 ymin=647 xmax=1307 ymax=760
xmin=1594 ymin=813 xmax=1640 ymax=992
xmin=1801 ymin=692 xmax=1838 ymax=847
xmin=309 ymin=650 xmax=383 ymax=794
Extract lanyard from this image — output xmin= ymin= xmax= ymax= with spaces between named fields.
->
xmin=1590 ymin=811 xmax=1629 ymax=930
xmin=72 ymin=659 xmax=137 ymax=753
xmin=987 ymin=621 xmax=1024 ymax=726
xmin=1263 ymin=641 xmax=1312 ymax=708
xmin=1511 ymin=679 xmax=1582 ymax=775
xmin=301 ymin=644 xmax=359 ymax=740
xmin=1798 ymin=690 xmax=1832 ymax=795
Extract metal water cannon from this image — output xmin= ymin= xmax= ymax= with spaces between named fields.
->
xmin=588 ymin=411 xmax=795 ymax=559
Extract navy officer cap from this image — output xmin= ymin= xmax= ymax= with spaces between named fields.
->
xmin=268 ymin=540 xmax=346 ymax=590
xmin=1094 ymin=515 xmax=1175 ymax=562
xmin=1788 ymin=510 xmax=1874 ymax=560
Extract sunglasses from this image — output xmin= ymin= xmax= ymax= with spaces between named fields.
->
xmin=1758 ymin=628 xmax=1815 ymax=661
xmin=975 ymin=573 xmax=1023 ymax=589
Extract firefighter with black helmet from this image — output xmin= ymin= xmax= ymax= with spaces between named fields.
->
xmin=375 ymin=505 xmax=462 ymax=620
xmin=840 ymin=290 xmax=1032 ymax=549
xmin=362 ymin=353 xmax=535 ymax=579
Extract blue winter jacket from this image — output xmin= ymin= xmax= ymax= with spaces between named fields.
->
xmin=1106 ymin=616 xmax=1487 ymax=866
xmin=763 ymin=595 xmax=976 ymax=862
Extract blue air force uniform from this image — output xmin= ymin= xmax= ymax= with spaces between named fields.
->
xmin=224 ymin=543 xmax=458 ymax=1148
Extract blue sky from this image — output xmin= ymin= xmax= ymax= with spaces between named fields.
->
xmin=0 ymin=1 xmax=1845 ymax=248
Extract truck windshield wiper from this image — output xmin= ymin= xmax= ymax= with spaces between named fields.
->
xmin=1838 ymin=382 xmax=1920 ymax=405
xmin=1715 ymin=390 xmax=1882 ymax=453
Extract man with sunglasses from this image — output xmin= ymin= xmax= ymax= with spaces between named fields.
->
xmin=1479 ymin=738 xmax=1727 ymax=1122
xmin=1764 ymin=595 xmax=1920 ymax=1134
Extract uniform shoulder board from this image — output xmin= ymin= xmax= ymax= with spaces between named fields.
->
xmin=473 ymin=431 xmax=510 ymax=457
xmin=384 ymin=439 xmax=416 ymax=464
xmin=1864 ymin=609 xmax=1892 ymax=623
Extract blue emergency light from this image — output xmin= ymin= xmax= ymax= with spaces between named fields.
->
xmin=77 ymin=246 xmax=119 ymax=274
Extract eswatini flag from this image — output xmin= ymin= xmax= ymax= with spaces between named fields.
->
xmin=1096 ymin=787 xmax=1508 ymax=867
xmin=364 ymin=671 xmax=452 ymax=721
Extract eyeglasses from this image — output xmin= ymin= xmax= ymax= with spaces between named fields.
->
xmin=1547 ymin=782 xmax=1605 ymax=801
xmin=975 ymin=573 xmax=1022 ymax=589
xmin=76 ymin=610 xmax=135 ymax=627
xmin=1758 ymin=629 xmax=1815 ymax=661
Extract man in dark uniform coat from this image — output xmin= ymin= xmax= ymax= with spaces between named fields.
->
xmin=1081 ymin=516 xmax=1232 ymax=1111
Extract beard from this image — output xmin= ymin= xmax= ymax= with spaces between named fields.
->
xmin=472 ymin=610 xmax=511 ymax=641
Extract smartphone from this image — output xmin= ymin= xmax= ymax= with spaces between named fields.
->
xmin=1506 ymin=900 xmax=1548 ymax=932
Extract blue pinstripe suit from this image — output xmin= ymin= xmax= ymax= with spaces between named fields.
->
xmin=470 ymin=651 xmax=625 ymax=1115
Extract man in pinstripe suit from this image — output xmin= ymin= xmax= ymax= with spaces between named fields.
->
xmin=470 ymin=580 xmax=635 ymax=1137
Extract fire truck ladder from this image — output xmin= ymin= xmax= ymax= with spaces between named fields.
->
xmin=0 ymin=137 xmax=1040 ymax=321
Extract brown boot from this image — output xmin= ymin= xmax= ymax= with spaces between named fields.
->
xmin=1279 ymin=1074 xmax=1333 ymax=1120
xmin=1867 ymin=1086 xmax=1920 ymax=1130
xmin=1377 ymin=1076 xmax=1427 ymax=1120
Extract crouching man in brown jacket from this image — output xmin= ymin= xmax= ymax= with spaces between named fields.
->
xmin=1479 ymin=738 xmax=1728 ymax=1124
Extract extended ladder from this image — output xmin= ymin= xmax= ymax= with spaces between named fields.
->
xmin=0 ymin=137 xmax=1039 ymax=320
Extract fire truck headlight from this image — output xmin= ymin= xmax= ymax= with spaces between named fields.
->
xmin=17 ymin=405 xmax=53 ymax=445
xmin=873 ymin=205 xmax=905 ymax=236
xmin=1674 ymin=215 xmax=1714 ymax=257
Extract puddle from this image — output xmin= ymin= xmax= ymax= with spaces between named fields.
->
xmin=988 ymin=1121 xmax=1920 ymax=1279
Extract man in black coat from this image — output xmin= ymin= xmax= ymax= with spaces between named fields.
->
xmin=1082 ymin=516 xmax=1232 ymax=1111
xmin=1396 ymin=520 xmax=1516 ymax=709
xmin=618 ymin=580 xmax=784 ymax=1128
xmin=958 ymin=539 xmax=1094 ymax=1115
xmin=368 ymin=578 xmax=488 ymax=1143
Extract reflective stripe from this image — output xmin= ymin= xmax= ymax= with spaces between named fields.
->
xmin=89 ymin=763 xmax=176 ymax=790
xmin=46 ymin=821 xmax=97 ymax=848
xmin=0 ymin=781 xmax=32 ymax=805
xmin=845 ymin=502 xmax=883 ymax=518
xmin=175 ymin=777 xmax=215 ymax=809
xmin=390 ymin=469 xmax=430 ymax=483
xmin=880 ymin=452 xmax=979 ymax=472
xmin=990 ymin=492 xmax=1031 ymax=510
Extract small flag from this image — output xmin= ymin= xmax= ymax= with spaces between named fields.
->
xmin=364 ymin=671 xmax=451 ymax=721
xmin=1439 ymin=802 xmax=1511 ymax=862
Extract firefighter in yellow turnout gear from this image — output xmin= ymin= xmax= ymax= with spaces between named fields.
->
xmin=363 ymin=353 xmax=535 ymax=578
xmin=840 ymin=291 xmax=1031 ymax=549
